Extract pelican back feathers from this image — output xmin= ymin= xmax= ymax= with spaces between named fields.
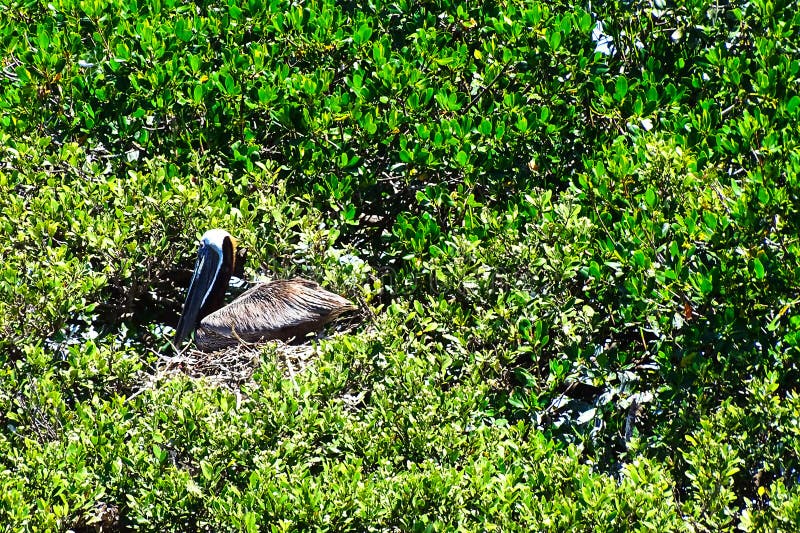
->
xmin=195 ymin=277 xmax=357 ymax=351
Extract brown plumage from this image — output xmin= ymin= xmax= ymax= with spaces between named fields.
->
xmin=195 ymin=278 xmax=357 ymax=351
xmin=175 ymin=229 xmax=357 ymax=351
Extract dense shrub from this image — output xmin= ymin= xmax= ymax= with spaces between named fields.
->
xmin=1 ymin=0 xmax=799 ymax=530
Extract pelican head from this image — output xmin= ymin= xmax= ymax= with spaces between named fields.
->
xmin=175 ymin=229 xmax=237 ymax=347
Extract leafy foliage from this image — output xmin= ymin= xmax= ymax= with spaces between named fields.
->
xmin=1 ymin=0 xmax=800 ymax=530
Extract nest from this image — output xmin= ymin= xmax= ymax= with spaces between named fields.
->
xmin=140 ymin=340 xmax=318 ymax=393
xmin=136 ymin=316 xmax=365 ymax=398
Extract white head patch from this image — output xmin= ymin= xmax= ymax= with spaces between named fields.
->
xmin=200 ymin=228 xmax=231 ymax=252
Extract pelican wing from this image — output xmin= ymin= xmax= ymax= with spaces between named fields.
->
xmin=196 ymin=278 xmax=356 ymax=349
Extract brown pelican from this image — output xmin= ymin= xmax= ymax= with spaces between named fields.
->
xmin=175 ymin=229 xmax=357 ymax=351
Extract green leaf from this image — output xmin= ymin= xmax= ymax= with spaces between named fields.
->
xmin=786 ymin=95 xmax=800 ymax=114
xmin=699 ymin=275 xmax=713 ymax=295
xmin=614 ymin=76 xmax=628 ymax=101
xmin=702 ymin=211 xmax=717 ymax=231
xmin=175 ymin=18 xmax=192 ymax=41
xmin=354 ymin=23 xmax=372 ymax=44
xmin=752 ymin=257 xmax=765 ymax=280
xmin=549 ymin=31 xmax=561 ymax=50
xmin=632 ymin=249 xmax=646 ymax=267
xmin=578 ymin=11 xmax=593 ymax=33
xmin=645 ymin=187 xmax=656 ymax=208
xmin=539 ymin=106 xmax=550 ymax=122
xmin=37 ymin=26 xmax=50 ymax=50
xmin=152 ymin=444 xmax=167 ymax=463
xmin=224 ymin=74 xmax=235 ymax=94
xmin=200 ymin=460 xmax=214 ymax=480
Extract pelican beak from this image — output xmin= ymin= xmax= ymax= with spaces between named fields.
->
xmin=175 ymin=243 xmax=223 ymax=347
